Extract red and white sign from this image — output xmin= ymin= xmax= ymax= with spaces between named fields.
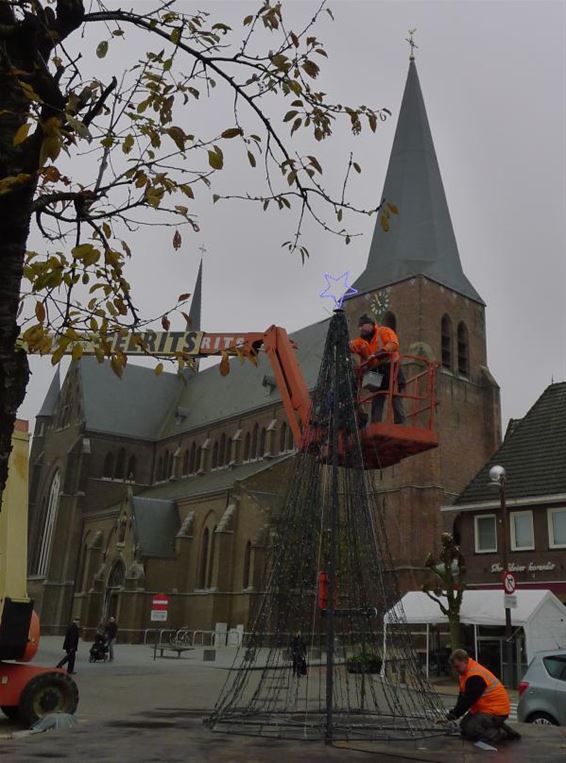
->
xmin=151 ymin=593 xmax=169 ymax=622
xmin=502 ymin=571 xmax=516 ymax=595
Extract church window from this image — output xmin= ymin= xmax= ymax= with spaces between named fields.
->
xmin=198 ymin=527 xmax=209 ymax=588
xmin=127 ymin=455 xmax=136 ymax=481
xmin=182 ymin=450 xmax=189 ymax=476
xmin=243 ymin=541 xmax=252 ymax=589
xmin=156 ymin=455 xmax=163 ymax=482
xmin=286 ymin=425 xmax=294 ymax=452
xmin=36 ymin=470 xmax=61 ymax=577
xmin=441 ymin=315 xmax=452 ymax=369
xmin=115 ymin=448 xmax=126 ymax=480
xmin=212 ymin=441 xmax=219 ymax=469
xmin=196 ymin=446 xmax=202 ymax=472
xmin=207 ymin=526 xmax=217 ymax=588
xmin=103 ymin=452 xmax=114 ymax=479
xmin=189 ymin=443 xmax=196 ymax=474
xmin=163 ymin=450 xmax=171 ymax=480
xmin=279 ymin=422 xmax=288 ymax=453
xmin=258 ymin=427 xmax=266 ymax=459
xmin=219 ymin=434 xmax=226 ymax=467
xmin=243 ymin=432 xmax=251 ymax=462
xmin=383 ymin=311 xmax=397 ymax=331
xmin=457 ymin=322 xmax=469 ymax=376
xmin=251 ymin=424 xmax=259 ymax=460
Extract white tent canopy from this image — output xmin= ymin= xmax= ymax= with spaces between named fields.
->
xmin=384 ymin=589 xmax=566 ymax=668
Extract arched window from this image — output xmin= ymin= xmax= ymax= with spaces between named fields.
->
xmin=243 ymin=432 xmax=251 ymax=462
xmin=251 ymin=424 xmax=259 ymax=459
xmin=104 ymin=558 xmax=126 ymax=619
xmin=127 ymin=455 xmax=136 ymax=481
xmin=163 ymin=450 xmax=170 ymax=480
xmin=207 ymin=526 xmax=217 ymax=588
xmin=224 ymin=434 xmax=232 ymax=465
xmin=36 ymin=470 xmax=61 ymax=576
xmin=182 ymin=449 xmax=189 ymax=476
xmin=156 ymin=456 xmax=163 ymax=483
xmin=196 ymin=446 xmax=202 ymax=472
xmin=286 ymin=425 xmax=294 ymax=452
xmin=219 ymin=434 xmax=226 ymax=467
xmin=279 ymin=422 xmax=288 ymax=453
xmin=441 ymin=314 xmax=452 ymax=369
xmin=189 ymin=443 xmax=196 ymax=474
xmin=258 ymin=427 xmax=266 ymax=459
xmin=211 ymin=441 xmax=219 ymax=469
xmin=198 ymin=527 xmax=209 ymax=588
xmin=383 ymin=311 xmax=397 ymax=331
xmin=115 ymin=448 xmax=126 ymax=480
xmin=103 ymin=452 xmax=114 ymax=478
xmin=243 ymin=540 xmax=252 ymax=589
xmin=457 ymin=322 xmax=469 ymax=376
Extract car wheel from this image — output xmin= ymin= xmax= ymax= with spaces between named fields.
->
xmin=19 ymin=672 xmax=79 ymax=728
xmin=528 ymin=711 xmax=558 ymax=726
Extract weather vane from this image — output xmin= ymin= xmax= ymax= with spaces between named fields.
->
xmin=198 ymin=244 xmax=208 ymax=257
xmin=406 ymin=28 xmax=418 ymax=60
xmin=320 ymin=272 xmax=358 ymax=309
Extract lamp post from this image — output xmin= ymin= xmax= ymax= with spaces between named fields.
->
xmin=489 ymin=465 xmax=514 ymax=687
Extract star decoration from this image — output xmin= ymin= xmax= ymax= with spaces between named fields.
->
xmin=319 ymin=272 xmax=358 ymax=309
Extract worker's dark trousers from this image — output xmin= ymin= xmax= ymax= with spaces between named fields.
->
xmin=57 ymin=649 xmax=77 ymax=673
xmin=371 ymin=365 xmax=406 ymax=424
xmin=460 ymin=713 xmax=509 ymax=743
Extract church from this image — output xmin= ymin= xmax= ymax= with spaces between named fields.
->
xmin=27 ymin=57 xmax=501 ymax=640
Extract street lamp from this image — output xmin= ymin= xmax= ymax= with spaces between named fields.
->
xmin=488 ymin=465 xmax=514 ymax=687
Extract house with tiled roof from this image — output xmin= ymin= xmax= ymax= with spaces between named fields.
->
xmin=442 ymin=382 xmax=566 ymax=604
xmin=28 ymin=57 xmax=502 ymax=639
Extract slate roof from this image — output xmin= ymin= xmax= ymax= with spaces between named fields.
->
xmin=131 ymin=496 xmax=179 ymax=557
xmin=79 ymin=357 xmax=181 ymax=440
xmin=159 ymin=318 xmax=329 ymax=437
xmin=353 ymin=59 xmax=483 ymax=305
xmin=37 ymin=366 xmax=60 ymax=418
xmin=138 ymin=456 xmax=290 ymax=501
xmin=454 ymin=383 xmax=566 ymax=506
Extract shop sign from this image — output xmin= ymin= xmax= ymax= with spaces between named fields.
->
xmin=490 ymin=561 xmax=556 ymax=574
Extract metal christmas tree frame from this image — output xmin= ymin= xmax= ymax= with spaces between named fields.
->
xmin=206 ymin=310 xmax=447 ymax=742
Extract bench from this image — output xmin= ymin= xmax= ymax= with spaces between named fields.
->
xmin=151 ymin=641 xmax=194 ymax=658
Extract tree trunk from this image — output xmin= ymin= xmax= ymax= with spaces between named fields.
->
xmin=448 ymin=616 xmax=462 ymax=650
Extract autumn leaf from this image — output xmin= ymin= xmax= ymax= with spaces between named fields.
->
xmin=387 ymin=202 xmax=399 ymax=215
xmin=13 ymin=123 xmax=30 ymax=146
xmin=110 ymin=355 xmax=124 ymax=378
xmin=154 ymin=363 xmax=164 ymax=376
xmin=161 ymin=315 xmax=171 ymax=330
xmin=221 ymin=127 xmax=243 ymax=139
xmin=96 ymin=41 xmax=109 ymax=58
xmin=247 ymin=150 xmax=256 ymax=168
xmin=35 ymin=301 xmax=46 ymax=322
xmin=173 ymin=230 xmax=182 ymax=250
xmin=208 ymin=147 xmax=224 ymax=170
xmin=178 ymin=293 xmax=190 ymax=301
xmin=219 ymin=352 xmax=230 ymax=376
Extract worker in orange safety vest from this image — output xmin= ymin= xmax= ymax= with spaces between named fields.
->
xmin=349 ymin=314 xmax=405 ymax=424
xmin=446 ymin=649 xmax=520 ymax=744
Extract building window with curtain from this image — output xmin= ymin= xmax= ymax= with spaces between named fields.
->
xmin=548 ymin=508 xmax=566 ymax=549
xmin=474 ymin=514 xmax=497 ymax=553
xmin=510 ymin=511 xmax=535 ymax=551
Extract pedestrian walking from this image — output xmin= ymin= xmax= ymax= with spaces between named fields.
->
xmin=57 ymin=617 xmax=80 ymax=674
xmin=104 ymin=616 xmax=118 ymax=662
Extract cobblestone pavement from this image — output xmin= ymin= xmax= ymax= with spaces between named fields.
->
xmin=0 ymin=638 xmax=564 ymax=762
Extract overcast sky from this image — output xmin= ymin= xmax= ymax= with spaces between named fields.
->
xmin=20 ymin=0 xmax=566 ymax=432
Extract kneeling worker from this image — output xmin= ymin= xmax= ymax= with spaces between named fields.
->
xmin=447 ymin=649 xmax=520 ymax=744
xmin=349 ymin=314 xmax=405 ymax=424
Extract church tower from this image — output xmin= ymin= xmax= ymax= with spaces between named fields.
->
xmin=345 ymin=57 xmax=501 ymax=588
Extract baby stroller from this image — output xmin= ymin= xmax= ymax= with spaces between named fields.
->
xmin=89 ymin=632 xmax=109 ymax=663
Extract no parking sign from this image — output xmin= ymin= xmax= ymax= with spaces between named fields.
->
xmin=502 ymin=571 xmax=516 ymax=595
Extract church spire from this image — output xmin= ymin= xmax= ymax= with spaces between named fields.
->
xmin=353 ymin=59 xmax=483 ymax=305
xmin=186 ymin=258 xmax=202 ymax=331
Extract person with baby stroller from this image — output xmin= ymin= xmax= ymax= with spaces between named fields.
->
xmin=89 ymin=629 xmax=109 ymax=663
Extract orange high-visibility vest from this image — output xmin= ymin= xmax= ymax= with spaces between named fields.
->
xmin=458 ymin=658 xmax=510 ymax=716
xmin=349 ymin=325 xmax=400 ymax=366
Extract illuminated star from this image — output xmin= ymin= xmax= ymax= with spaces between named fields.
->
xmin=319 ymin=272 xmax=358 ymax=309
